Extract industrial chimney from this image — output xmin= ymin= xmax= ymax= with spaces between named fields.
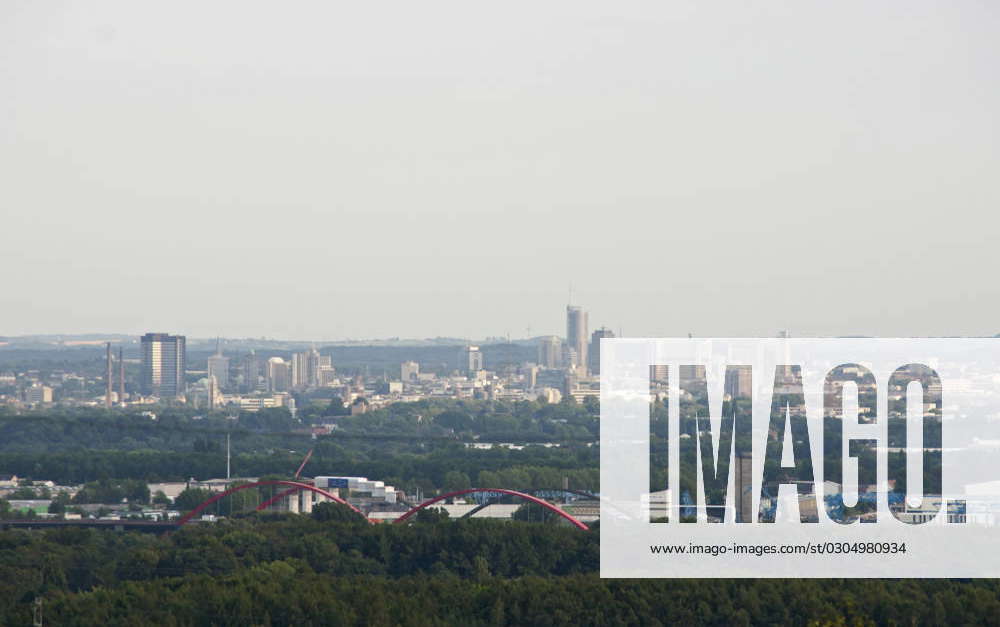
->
xmin=118 ymin=346 xmax=125 ymax=405
xmin=105 ymin=342 xmax=113 ymax=408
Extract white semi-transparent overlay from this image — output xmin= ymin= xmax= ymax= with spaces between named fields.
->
xmin=600 ymin=338 xmax=1000 ymax=578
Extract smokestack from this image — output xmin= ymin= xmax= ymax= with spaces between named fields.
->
xmin=105 ymin=342 xmax=113 ymax=408
xmin=118 ymin=347 xmax=125 ymax=405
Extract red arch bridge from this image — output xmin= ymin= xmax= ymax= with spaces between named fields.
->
xmin=172 ymin=480 xmax=591 ymax=530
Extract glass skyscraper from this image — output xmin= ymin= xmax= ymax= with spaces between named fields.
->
xmin=140 ymin=333 xmax=186 ymax=399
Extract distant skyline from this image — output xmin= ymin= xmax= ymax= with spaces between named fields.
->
xmin=2 ymin=2 xmax=999 ymax=340
xmin=4 ymin=329 xmax=1000 ymax=346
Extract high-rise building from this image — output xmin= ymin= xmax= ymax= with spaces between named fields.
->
xmin=267 ymin=357 xmax=290 ymax=392
xmin=242 ymin=351 xmax=259 ymax=392
xmin=537 ymin=336 xmax=562 ymax=368
xmin=725 ymin=365 xmax=753 ymax=399
xmin=400 ymin=361 xmax=420 ymax=382
xmin=589 ymin=327 xmax=616 ymax=375
xmin=207 ymin=342 xmax=230 ymax=390
xmin=290 ymin=352 xmax=307 ymax=388
xmin=140 ymin=333 xmax=187 ymax=399
xmin=566 ymin=305 xmax=588 ymax=374
xmin=317 ymin=355 xmax=335 ymax=386
xmin=308 ymin=348 xmax=321 ymax=386
xmin=462 ymin=346 xmax=484 ymax=375
xmin=291 ymin=347 xmax=321 ymax=389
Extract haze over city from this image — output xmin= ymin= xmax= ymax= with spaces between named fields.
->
xmin=3 ymin=1 xmax=1000 ymax=340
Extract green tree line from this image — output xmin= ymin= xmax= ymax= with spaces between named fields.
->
xmin=0 ymin=513 xmax=997 ymax=625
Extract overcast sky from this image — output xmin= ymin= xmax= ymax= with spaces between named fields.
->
xmin=1 ymin=1 xmax=998 ymax=340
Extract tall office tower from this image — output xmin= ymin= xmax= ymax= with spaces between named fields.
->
xmin=537 ymin=336 xmax=562 ymax=368
xmin=566 ymin=305 xmax=589 ymax=374
xmin=118 ymin=347 xmax=125 ymax=404
xmin=290 ymin=353 xmax=302 ymax=388
xmin=290 ymin=347 xmax=321 ymax=389
xmin=307 ymin=347 xmax=321 ymax=387
xmin=105 ymin=342 xmax=113 ymax=408
xmin=589 ymin=327 xmax=616 ymax=375
xmin=140 ymin=333 xmax=187 ymax=399
xmin=400 ymin=361 xmax=420 ymax=382
xmin=267 ymin=357 xmax=290 ymax=392
xmin=462 ymin=346 xmax=484 ymax=375
xmin=242 ymin=351 xmax=259 ymax=392
xmin=207 ymin=341 xmax=230 ymax=390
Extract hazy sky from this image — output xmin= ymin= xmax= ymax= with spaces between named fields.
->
xmin=1 ymin=1 xmax=998 ymax=340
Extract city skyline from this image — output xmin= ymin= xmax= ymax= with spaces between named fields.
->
xmin=5 ymin=325 xmax=1000 ymax=345
xmin=2 ymin=302 xmax=606 ymax=410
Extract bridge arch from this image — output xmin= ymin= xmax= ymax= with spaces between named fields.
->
xmin=393 ymin=488 xmax=590 ymax=530
xmin=175 ymin=480 xmax=370 ymax=526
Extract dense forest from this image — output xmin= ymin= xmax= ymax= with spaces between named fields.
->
xmin=0 ymin=398 xmax=598 ymax=451
xmin=0 ymin=442 xmax=599 ymax=495
xmin=0 ymin=401 xmax=599 ymax=494
xmin=3 ymin=510 xmax=1000 ymax=625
